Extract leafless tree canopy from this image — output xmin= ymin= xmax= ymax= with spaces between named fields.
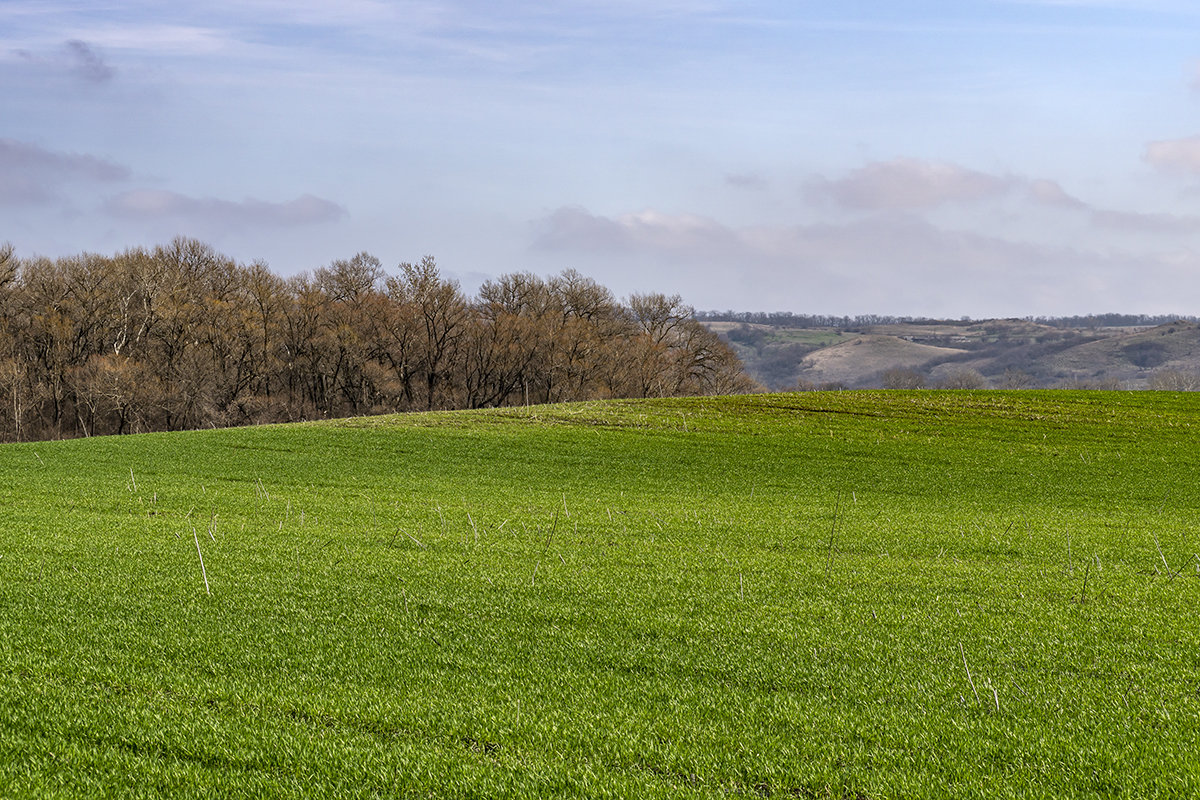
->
xmin=0 ymin=238 xmax=758 ymax=441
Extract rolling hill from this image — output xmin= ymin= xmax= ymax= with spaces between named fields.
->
xmin=1 ymin=392 xmax=1198 ymax=797
xmin=710 ymin=318 xmax=1200 ymax=389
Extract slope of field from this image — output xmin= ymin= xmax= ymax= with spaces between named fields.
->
xmin=2 ymin=393 xmax=1199 ymax=797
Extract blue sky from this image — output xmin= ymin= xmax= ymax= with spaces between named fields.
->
xmin=4 ymin=0 xmax=1200 ymax=316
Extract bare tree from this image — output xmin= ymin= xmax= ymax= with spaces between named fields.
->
xmin=0 ymin=242 xmax=15 ymax=290
xmin=880 ymin=367 xmax=926 ymax=389
xmin=996 ymin=368 xmax=1037 ymax=390
xmin=934 ymin=369 xmax=989 ymax=390
xmin=389 ymin=256 xmax=469 ymax=410
xmin=1149 ymin=369 xmax=1200 ymax=391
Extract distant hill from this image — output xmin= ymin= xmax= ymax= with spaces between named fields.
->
xmin=793 ymin=334 xmax=966 ymax=387
xmin=705 ymin=318 xmax=1200 ymax=390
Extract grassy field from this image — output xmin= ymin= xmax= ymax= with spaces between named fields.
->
xmin=1 ymin=391 xmax=1198 ymax=798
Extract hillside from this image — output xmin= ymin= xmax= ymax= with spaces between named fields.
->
xmin=1034 ymin=322 xmax=1200 ymax=382
xmin=791 ymin=333 xmax=967 ymax=387
xmin=2 ymin=392 xmax=1198 ymax=797
xmin=712 ymin=318 xmax=1200 ymax=389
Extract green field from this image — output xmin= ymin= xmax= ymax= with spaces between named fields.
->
xmin=2 ymin=391 xmax=1198 ymax=798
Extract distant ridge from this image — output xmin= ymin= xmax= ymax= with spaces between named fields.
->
xmin=704 ymin=317 xmax=1200 ymax=390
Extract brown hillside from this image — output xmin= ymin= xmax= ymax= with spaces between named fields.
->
xmin=1035 ymin=322 xmax=1200 ymax=387
xmin=796 ymin=334 xmax=967 ymax=387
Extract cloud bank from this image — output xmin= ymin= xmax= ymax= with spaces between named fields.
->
xmin=0 ymin=138 xmax=129 ymax=204
xmin=531 ymin=193 xmax=1199 ymax=316
xmin=105 ymin=189 xmax=348 ymax=228
xmin=807 ymin=159 xmax=1018 ymax=210
xmin=1144 ymin=135 xmax=1200 ymax=174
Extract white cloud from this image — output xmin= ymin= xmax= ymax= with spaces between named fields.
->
xmin=66 ymin=24 xmax=235 ymax=56
xmin=531 ymin=206 xmax=634 ymax=252
xmin=532 ymin=206 xmax=744 ymax=259
xmin=532 ymin=206 xmax=1084 ymax=275
xmin=105 ymin=189 xmax=347 ymax=228
xmin=1144 ymin=135 xmax=1200 ymax=174
xmin=807 ymin=159 xmax=1018 ymax=211
xmin=530 ymin=204 xmax=1199 ymax=315
xmin=807 ymin=160 xmax=1200 ymax=241
xmin=1026 ymin=178 xmax=1088 ymax=209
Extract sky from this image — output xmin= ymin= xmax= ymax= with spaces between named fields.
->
xmin=4 ymin=0 xmax=1200 ymax=317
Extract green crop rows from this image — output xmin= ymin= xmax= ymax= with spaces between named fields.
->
xmin=1 ymin=391 xmax=1198 ymax=797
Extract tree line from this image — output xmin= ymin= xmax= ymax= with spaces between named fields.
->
xmin=696 ymin=310 xmax=1198 ymax=330
xmin=1032 ymin=313 xmax=1198 ymax=330
xmin=0 ymin=238 xmax=756 ymax=442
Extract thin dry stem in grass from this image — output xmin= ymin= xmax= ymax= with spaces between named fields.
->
xmin=541 ymin=512 xmax=559 ymax=555
xmin=960 ymin=642 xmax=980 ymax=706
xmin=192 ymin=525 xmax=211 ymax=596
xmin=825 ymin=491 xmax=842 ymax=577
xmin=1153 ymin=530 xmax=1171 ymax=575
xmin=1166 ymin=552 xmax=1199 ymax=583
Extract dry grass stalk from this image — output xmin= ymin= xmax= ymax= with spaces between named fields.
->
xmin=960 ymin=642 xmax=980 ymax=706
xmin=192 ymin=525 xmax=211 ymax=596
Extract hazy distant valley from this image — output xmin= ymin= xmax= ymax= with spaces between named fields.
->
xmin=704 ymin=315 xmax=1200 ymax=390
